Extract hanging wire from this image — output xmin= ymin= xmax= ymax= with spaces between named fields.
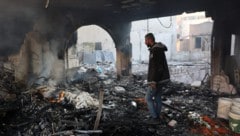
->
xmin=157 ymin=17 xmax=172 ymax=28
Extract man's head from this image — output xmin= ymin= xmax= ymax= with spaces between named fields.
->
xmin=145 ymin=33 xmax=155 ymax=47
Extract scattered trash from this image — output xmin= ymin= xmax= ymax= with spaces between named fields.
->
xmin=168 ymin=120 xmax=177 ymax=127
xmin=114 ymin=86 xmax=126 ymax=94
xmin=191 ymin=81 xmax=202 ymax=87
xmin=64 ymin=91 xmax=99 ymax=109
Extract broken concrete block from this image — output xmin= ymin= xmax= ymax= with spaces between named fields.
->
xmin=168 ymin=120 xmax=177 ymax=127
xmin=114 ymin=86 xmax=126 ymax=93
xmin=191 ymin=81 xmax=202 ymax=87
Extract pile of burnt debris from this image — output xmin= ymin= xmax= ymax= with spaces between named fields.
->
xmin=0 ymin=66 xmax=239 ymax=136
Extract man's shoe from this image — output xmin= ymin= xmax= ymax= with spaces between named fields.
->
xmin=146 ymin=117 xmax=160 ymax=125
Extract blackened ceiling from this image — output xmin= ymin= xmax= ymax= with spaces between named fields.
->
xmin=1 ymin=0 xmax=239 ymax=23
xmin=22 ymin=0 xmax=240 ymax=21
xmin=0 ymin=0 xmax=239 ymax=56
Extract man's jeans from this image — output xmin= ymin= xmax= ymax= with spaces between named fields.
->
xmin=145 ymin=85 xmax=162 ymax=119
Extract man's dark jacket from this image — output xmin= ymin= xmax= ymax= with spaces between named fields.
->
xmin=147 ymin=42 xmax=170 ymax=84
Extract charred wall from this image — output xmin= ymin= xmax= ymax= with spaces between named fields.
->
xmin=223 ymin=21 xmax=240 ymax=88
xmin=14 ymin=10 xmax=80 ymax=85
xmin=0 ymin=1 xmax=41 ymax=56
xmin=1 ymin=0 xmax=240 ymax=86
xmin=210 ymin=6 xmax=240 ymax=89
xmin=0 ymin=3 xmax=133 ymax=85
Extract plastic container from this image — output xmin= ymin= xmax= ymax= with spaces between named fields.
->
xmin=232 ymin=98 xmax=240 ymax=108
xmin=231 ymin=105 xmax=240 ymax=115
xmin=229 ymin=111 xmax=240 ymax=133
xmin=217 ymin=97 xmax=232 ymax=119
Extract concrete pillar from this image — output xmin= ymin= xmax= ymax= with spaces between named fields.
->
xmin=103 ymin=22 xmax=132 ymax=78
xmin=211 ymin=22 xmax=223 ymax=77
xmin=116 ymin=37 xmax=132 ymax=77
xmin=211 ymin=19 xmax=231 ymax=88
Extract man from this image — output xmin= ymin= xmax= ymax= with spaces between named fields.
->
xmin=145 ymin=33 xmax=170 ymax=124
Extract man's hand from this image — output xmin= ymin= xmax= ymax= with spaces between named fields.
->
xmin=149 ymin=82 xmax=157 ymax=89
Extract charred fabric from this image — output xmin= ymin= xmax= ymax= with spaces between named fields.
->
xmin=0 ymin=64 xmax=239 ymax=136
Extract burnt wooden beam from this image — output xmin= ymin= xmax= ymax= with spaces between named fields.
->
xmin=93 ymin=87 xmax=104 ymax=130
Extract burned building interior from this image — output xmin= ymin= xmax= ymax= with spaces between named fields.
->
xmin=1 ymin=0 xmax=240 ymax=136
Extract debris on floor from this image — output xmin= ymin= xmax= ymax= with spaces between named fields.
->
xmin=191 ymin=81 xmax=202 ymax=87
xmin=0 ymin=65 xmax=240 ymax=136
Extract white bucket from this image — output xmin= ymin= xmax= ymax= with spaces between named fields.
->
xmin=232 ymin=98 xmax=240 ymax=108
xmin=231 ymin=105 xmax=240 ymax=115
xmin=229 ymin=111 xmax=240 ymax=133
xmin=217 ymin=97 xmax=232 ymax=119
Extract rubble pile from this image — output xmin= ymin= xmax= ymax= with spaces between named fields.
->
xmin=0 ymin=93 xmax=97 ymax=136
xmin=0 ymin=65 xmax=25 ymax=119
xmin=0 ymin=65 xmax=240 ymax=135
xmin=0 ymin=66 xmax=23 ymax=101
xmin=98 ymin=80 xmax=220 ymax=136
xmin=0 ymin=66 xmax=100 ymax=136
